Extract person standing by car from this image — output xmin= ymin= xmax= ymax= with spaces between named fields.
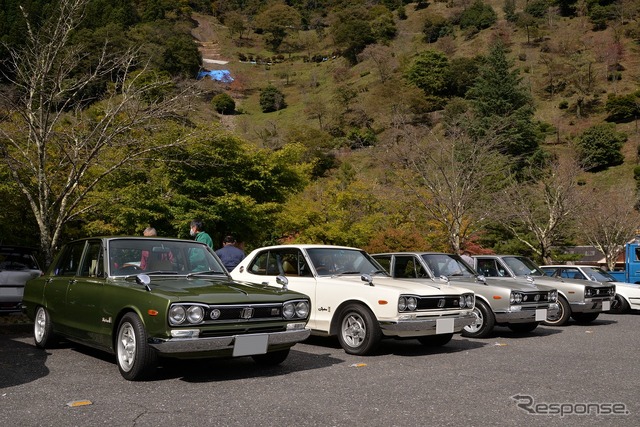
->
xmin=215 ymin=235 xmax=245 ymax=271
xmin=190 ymin=219 xmax=214 ymax=248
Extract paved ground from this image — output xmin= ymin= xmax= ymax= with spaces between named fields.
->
xmin=1 ymin=312 xmax=639 ymax=426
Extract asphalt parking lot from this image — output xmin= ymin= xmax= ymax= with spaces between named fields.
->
xmin=1 ymin=312 xmax=639 ymax=427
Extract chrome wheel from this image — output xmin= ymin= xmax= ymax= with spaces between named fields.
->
xmin=337 ymin=304 xmax=381 ymax=355
xmin=117 ymin=321 xmax=136 ymax=372
xmin=34 ymin=307 xmax=47 ymax=343
xmin=464 ymin=307 xmax=484 ymax=334
xmin=33 ymin=306 xmax=55 ymax=348
xmin=342 ymin=313 xmax=366 ymax=348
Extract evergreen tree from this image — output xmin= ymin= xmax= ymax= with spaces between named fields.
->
xmin=465 ymin=42 xmax=542 ymax=172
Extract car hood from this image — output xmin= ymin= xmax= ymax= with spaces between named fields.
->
xmin=334 ymin=274 xmax=473 ymax=295
xmin=514 ymin=275 xmax=611 ymax=288
xmin=448 ymin=276 xmax=546 ymax=292
xmin=130 ymin=276 xmax=305 ymax=303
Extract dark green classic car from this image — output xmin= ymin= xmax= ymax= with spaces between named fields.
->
xmin=22 ymin=237 xmax=311 ymax=380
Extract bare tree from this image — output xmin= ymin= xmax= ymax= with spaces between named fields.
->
xmin=0 ymin=0 xmax=198 ymax=264
xmin=357 ymin=44 xmax=398 ymax=83
xmin=577 ymin=185 xmax=640 ymax=270
xmin=495 ymin=155 xmax=582 ymax=264
xmin=386 ymin=114 xmax=509 ymax=253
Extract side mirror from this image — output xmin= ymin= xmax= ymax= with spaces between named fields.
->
xmin=275 ymin=275 xmax=289 ymax=291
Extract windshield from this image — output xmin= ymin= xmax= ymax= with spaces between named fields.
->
xmin=421 ymin=254 xmax=477 ymax=278
xmin=306 ymin=248 xmax=387 ymax=276
xmin=503 ymin=256 xmax=545 ymax=277
xmin=108 ymin=239 xmax=227 ymax=276
xmin=0 ymin=249 xmax=40 ymax=271
xmin=582 ymin=267 xmax=616 ymax=282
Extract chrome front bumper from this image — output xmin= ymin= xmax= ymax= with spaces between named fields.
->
xmin=149 ymin=328 xmax=311 ymax=355
xmin=494 ymin=304 xmax=557 ymax=324
xmin=570 ymin=298 xmax=613 ymax=313
xmin=378 ymin=312 xmax=478 ymax=338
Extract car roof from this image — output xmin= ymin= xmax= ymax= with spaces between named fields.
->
xmin=248 ymin=244 xmax=362 ymax=251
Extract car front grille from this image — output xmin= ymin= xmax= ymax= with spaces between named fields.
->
xmin=416 ymin=295 xmax=464 ymax=310
xmin=203 ymin=303 xmax=285 ymax=323
xmin=521 ymin=291 xmax=549 ymax=304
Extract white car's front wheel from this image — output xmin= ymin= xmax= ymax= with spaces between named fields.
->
xmin=337 ymin=304 xmax=381 ymax=356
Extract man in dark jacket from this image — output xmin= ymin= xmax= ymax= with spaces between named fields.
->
xmin=215 ymin=235 xmax=245 ymax=271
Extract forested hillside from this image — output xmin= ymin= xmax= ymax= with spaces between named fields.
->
xmin=1 ymin=0 xmax=640 ymax=266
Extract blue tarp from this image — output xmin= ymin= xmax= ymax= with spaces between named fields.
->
xmin=197 ymin=70 xmax=234 ymax=83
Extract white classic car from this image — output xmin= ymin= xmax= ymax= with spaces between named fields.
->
xmin=540 ymin=264 xmax=640 ymax=314
xmin=230 ymin=245 xmax=477 ymax=355
xmin=372 ymin=252 xmax=559 ymax=338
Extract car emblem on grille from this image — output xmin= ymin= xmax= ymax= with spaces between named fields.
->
xmin=437 ymin=299 xmax=445 ymax=308
xmin=240 ymin=307 xmax=254 ymax=319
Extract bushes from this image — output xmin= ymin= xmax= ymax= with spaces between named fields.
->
xmin=259 ymin=85 xmax=287 ymax=113
xmin=211 ymin=93 xmax=235 ymax=115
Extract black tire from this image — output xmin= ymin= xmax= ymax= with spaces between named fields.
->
xmin=609 ymin=294 xmax=630 ymax=314
xmin=461 ymin=300 xmax=495 ymax=338
xmin=507 ymin=322 xmax=539 ymax=334
xmin=543 ymin=295 xmax=571 ymax=326
xmin=337 ymin=304 xmax=381 ymax=355
xmin=33 ymin=306 xmax=56 ymax=349
xmin=252 ymin=349 xmax=290 ymax=366
xmin=571 ymin=312 xmax=599 ymax=324
xmin=417 ymin=333 xmax=453 ymax=346
xmin=115 ymin=313 xmax=157 ymax=381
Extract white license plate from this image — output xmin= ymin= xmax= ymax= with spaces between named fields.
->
xmin=436 ymin=318 xmax=454 ymax=334
xmin=602 ymin=300 xmax=611 ymax=311
xmin=535 ymin=309 xmax=547 ymax=321
xmin=233 ymin=334 xmax=268 ymax=357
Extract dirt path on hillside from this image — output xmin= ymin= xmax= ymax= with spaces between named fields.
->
xmin=191 ymin=13 xmax=229 ymax=67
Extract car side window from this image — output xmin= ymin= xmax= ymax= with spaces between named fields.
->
xmin=79 ymin=241 xmax=104 ymax=278
xmin=55 ymin=242 xmax=86 ymax=276
xmin=394 ymin=255 xmax=417 ymax=278
xmin=374 ymin=256 xmax=391 ymax=273
xmin=248 ymin=251 xmax=279 ymax=276
xmin=476 ymin=259 xmax=499 ymax=277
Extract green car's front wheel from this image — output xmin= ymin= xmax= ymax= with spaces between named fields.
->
xmin=116 ymin=313 xmax=157 ymax=381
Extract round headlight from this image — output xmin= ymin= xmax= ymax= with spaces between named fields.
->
xmin=514 ymin=293 xmax=522 ymax=303
xmin=549 ymin=291 xmax=557 ymax=302
xmin=186 ymin=306 xmax=204 ymax=324
xmin=210 ymin=308 xmax=221 ymax=320
xmin=585 ymin=288 xmax=593 ymax=298
xmin=398 ymin=297 xmax=407 ymax=312
xmin=283 ymin=302 xmax=295 ymax=319
xmin=295 ymin=301 xmax=309 ymax=318
xmin=169 ymin=305 xmax=186 ymax=325
xmin=509 ymin=293 xmax=515 ymax=304
xmin=465 ymin=294 xmax=474 ymax=308
xmin=406 ymin=297 xmax=417 ymax=311
xmin=609 ymin=287 xmax=615 ymax=296
xmin=459 ymin=296 xmax=465 ymax=308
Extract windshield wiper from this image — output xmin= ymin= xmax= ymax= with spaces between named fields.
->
xmin=186 ymin=270 xmax=227 ymax=278
xmin=145 ymin=271 xmax=178 ymax=275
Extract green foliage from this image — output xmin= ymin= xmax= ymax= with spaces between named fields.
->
xmin=458 ymin=0 xmax=497 ymax=30
xmin=422 ymin=13 xmax=454 ymax=43
xmin=160 ymin=33 xmax=202 ymax=78
xmin=405 ymin=50 xmax=450 ymax=104
xmin=259 ymin=85 xmax=287 ymax=113
xmin=524 ymin=0 xmax=551 ymax=18
xmin=503 ymin=0 xmax=517 ymax=23
xmin=465 ymin=43 xmax=541 ymax=172
xmin=576 ymin=124 xmax=626 ymax=172
xmin=331 ymin=7 xmax=376 ymax=64
xmin=605 ymin=92 xmax=640 ymax=123
xmin=253 ymin=3 xmax=302 ymax=52
xmin=370 ymin=10 xmax=397 ymax=43
xmin=212 ymin=93 xmax=236 ymax=115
